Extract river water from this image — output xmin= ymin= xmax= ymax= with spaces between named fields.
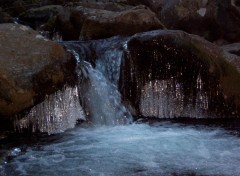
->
xmin=1 ymin=121 xmax=240 ymax=176
xmin=2 ymin=34 xmax=240 ymax=176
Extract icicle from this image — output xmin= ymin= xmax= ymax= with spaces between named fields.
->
xmin=194 ymin=74 xmax=209 ymax=117
xmin=140 ymin=77 xmax=210 ymax=119
xmin=140 ymin=79 xmax=178 ymax=118
xmin=14 ymin=86 xmax=85 ymax=134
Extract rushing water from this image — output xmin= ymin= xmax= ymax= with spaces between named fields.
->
xmin=13 ymin=39 xmax=132 ymax=134
xmin=1 ymin=121 xmax=240 ymax=176
xmin=77 ymin=62 xmax=132 ymax=125
xmin=4 ymin=33 xmax=240 ymax=176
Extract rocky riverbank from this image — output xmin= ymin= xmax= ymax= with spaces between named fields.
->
xmin=0 ymin=0 xmax=240 ymax=132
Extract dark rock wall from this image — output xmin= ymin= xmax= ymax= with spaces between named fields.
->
xmin=120 ymin=30 xmax=240 ymax=118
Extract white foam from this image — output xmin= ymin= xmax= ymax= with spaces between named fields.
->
xmin=197 ymin=8 xmax=207 ymax=17
xmin=19 ymin=25 xmax=30 ymax=31
xmin=35 ymin=34 xmax=48 ymax=41
xmin=4 ymin=124 xmax=240 ymax=176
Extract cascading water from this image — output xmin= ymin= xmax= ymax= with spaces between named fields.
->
xmin=95 ymin=48 xmax=124 ymax=85
xmin=61 ymin=39 xmax=132 ymax=126
xmin=76 ymin=61 xmax=132 ymax=125
xmin=14 ymin=39 xmax=132 ymax=134
xmin=14 ymin=36 xmax=216 ymax=134
xmin=62 ymin=35 xmax=215 ymax=120
xmin=2 ymin=32 xmax=240 ymax=176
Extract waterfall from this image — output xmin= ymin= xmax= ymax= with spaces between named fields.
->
xmin=13 ymin=33 xmax=224 ymax=134
xmin=95 ymin=48 xmax=124 ymax=86
xmin=63 ymin=39 xmax=132 ymax=125
xmin=14 ymin=39 xmax=132 ymax=134
xmin=77 ymin=61 xmax=132 ymax=125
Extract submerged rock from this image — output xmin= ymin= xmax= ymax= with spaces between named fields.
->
xmin=0 ymin=23 xmax=76 ymax=117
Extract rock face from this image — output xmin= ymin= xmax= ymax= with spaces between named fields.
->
xmin=1 ymin=0 xmax=239 ymax=122
xmin=56 ymin=5 xmax=164 ymax=40
xmin=2 ymin=0 xmax=240 ymax=43
xmin=19 ymin=5 xmax=63 ymax=29
xmin=72 ymin=1 xmax=133 ymax=11
xmin=62 ymin=29 xmax=240 ymax=118
xmin=133 ymin=0 xmax=240 ymax=43
xmin=0 ymin=8 xmax=13 ymax=23
xmin=0 ymin=23 xmax=76 ymax=117
xmin=120 ymin=30 xmax=240 ymax=118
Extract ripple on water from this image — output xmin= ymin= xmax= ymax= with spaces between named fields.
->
xmin=2 ymin=122 xmax=240 ymax=176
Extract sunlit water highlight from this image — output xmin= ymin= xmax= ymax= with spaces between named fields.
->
xmin=2 ymin=122 xmax=240 ymax=176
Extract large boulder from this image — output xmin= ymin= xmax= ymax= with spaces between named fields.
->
xmin=120 ymin=30 xmax=240 ymax=118
xmin=0 ymin=23 xmax=76 ymax=117
xmin=56 ymin=5 xmax=164 ymax=40
xmin=62 ymin=29 xmax=240 ymax=119
xmin=132 ymin=0 xmax=240 ymax=43
xmin=18 ymin=5 xmax=64 ymax=39
xmin=18 ymin=5 xmax=63 ymax=29
xmin=0 ymin=8 xmax=13 ymax=23
xmin=71 ymin=1 xmax=133 ymax=11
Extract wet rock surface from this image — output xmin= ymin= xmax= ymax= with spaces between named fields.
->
xmin=0 ymin=23 xmax=76 ymax=117
xmin=0 ymin=0 xmax=240 ymax=125
xmin=62 ymin=29 xmax=240 ymax=118
xmin=121 ymin=30 xmax=240 ymax=118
